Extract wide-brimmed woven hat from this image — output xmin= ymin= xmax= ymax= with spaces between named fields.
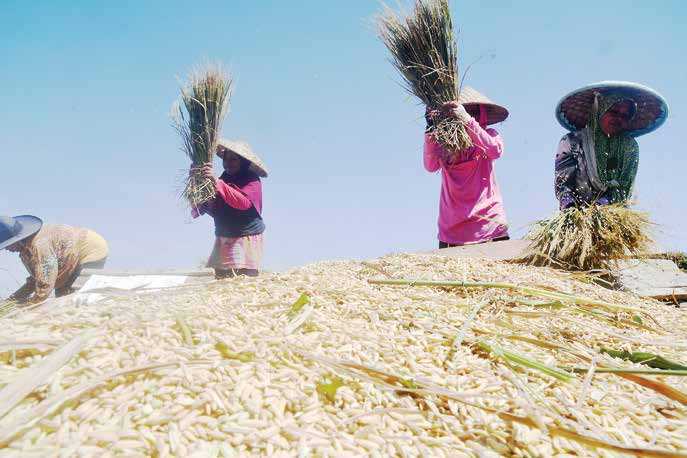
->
xmin=458 ymin=86 xmax=509 ymax=125
xmin=0 ymin=215 xmax=42 ymax=251
xmin=216 ymin=139 xmax=268 ymax=178
xmin=556 ymin=81 xmax=669 ymax=137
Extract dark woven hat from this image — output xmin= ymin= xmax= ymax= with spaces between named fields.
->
xmin=556 ymin=81 xmax=669 ymax=137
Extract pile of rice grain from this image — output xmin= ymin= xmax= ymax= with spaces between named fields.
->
xmin=0 ymin=253 xmax=685 ymax=457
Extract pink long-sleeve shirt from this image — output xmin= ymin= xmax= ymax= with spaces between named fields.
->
xmin=424 ymin=118 xmax=509 ymax=245
xmin=192 ymin=177 xmax=259 ymax=219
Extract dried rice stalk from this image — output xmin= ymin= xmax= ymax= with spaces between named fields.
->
xmin=174 ymin=64 xmax=232 ymax=208
xmin=378 ymin=0 xmax=472 ymax=154
xmin=368 ymin=277 xmax=646 ymax=315
xmin=519 ymin=204 xmax=653 ymax=271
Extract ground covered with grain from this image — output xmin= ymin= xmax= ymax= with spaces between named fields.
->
xmin=0 ymin=253 xmax=686 ymax=457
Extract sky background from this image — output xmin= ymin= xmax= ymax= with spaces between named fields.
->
xmin=1 ymin=0 xmax=685 ymax=296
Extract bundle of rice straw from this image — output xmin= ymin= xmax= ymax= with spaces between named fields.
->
xmin=520 ymin=204 xmax=653 ymax=271
xmin=174 ymin=65 xmax=232 ymax=208
xmin=378 ymin=0 xmax=471 ymax=154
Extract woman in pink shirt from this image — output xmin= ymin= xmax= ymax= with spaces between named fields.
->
xmin=193 ymin=139 xmax=268 ymax=279
xmin=424 ymin=87 xmax=510 ymax=248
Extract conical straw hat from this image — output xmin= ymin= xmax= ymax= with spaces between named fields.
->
xmin=555 ymin=81 xmax=669 ymax=137
xmin=0 ymin=215 xmax=43 ymax=251
xmin=216 ymin=139 xmax=269 ymax=178
xmin=458 ymin=86 xmax=509 ymax=125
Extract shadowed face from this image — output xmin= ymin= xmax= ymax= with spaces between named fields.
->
xmin=5 ymin=241 xmax=24 ymax=252
xmin=221 ymin=150 xmax=243 ymax=176
xmin=600 ymin=99 xmax=635 ymax=136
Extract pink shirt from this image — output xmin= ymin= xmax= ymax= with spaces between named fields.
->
xmin=423 ymin=118 xmax=509 ymax=245
xmin=192 ymin=176 xmax=260 ymax=219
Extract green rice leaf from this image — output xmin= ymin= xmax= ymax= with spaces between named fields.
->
xmin=175 ymin=316 xmax=193 ymax=346
xmin=601 ymin=348 xmax=687 ymax=371
xmin=288 ymin=293 xmax=310 ymax=318
xmin=478 ymin=341 xmax=574 ymax=383
xmin=316 ymin=375 xmax=344 ymax=403
xmin=215 ymin=342 xmax=254 ymax=363
xmin=399 ymin=378 xmax=419 ymax=390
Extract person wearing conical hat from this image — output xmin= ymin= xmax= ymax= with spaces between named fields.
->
xmin=1 ymin=215 xmax=109 ymax=304
xmin=554 ymin=81 xmax=669 ymax=209
xmin=424 ymin=87 xmax=510 ymax=248
xmin=194 ymin=139 xmax=268 ymax=279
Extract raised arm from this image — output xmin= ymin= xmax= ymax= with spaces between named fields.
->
xmin=464 ymin=118 xmax=504 ymax=160
xmin=215 ymin=180 xmax=252 ymax=210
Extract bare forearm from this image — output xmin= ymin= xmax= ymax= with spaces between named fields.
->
xmin=10 ymin=280 xmax=35 ymax=302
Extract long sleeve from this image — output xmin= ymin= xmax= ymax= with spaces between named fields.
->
xmin=464 ymin=118 xmax=503 ymax=160
xmin=29 ymin=250 xmax=59 ymax=303
xmin=554 ymin=136 xmax=578 ymax=208
xmin=216 ymin=180 xmax=252 ymax=210
xmin=191 ymin=179 xmax=251 ymax=217
xmin=423 ymin=134 xmax=442 ymax=172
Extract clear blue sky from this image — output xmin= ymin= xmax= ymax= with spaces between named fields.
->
xmin=1 ymin=0 xmax=685 ymax=295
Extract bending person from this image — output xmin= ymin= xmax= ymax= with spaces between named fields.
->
xmin=1 ymin=215 xmax=108 ymax=304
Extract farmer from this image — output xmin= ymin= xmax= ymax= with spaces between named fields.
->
xmin=1 ymin=215 xmax=109 ymax=304
xmin=424 ymin=87 xmax=510 ymax=248
xmin=554 ymin=81 xmax=669 ymax=209
xmin=194 ymin=139 xmax=267 ymax=279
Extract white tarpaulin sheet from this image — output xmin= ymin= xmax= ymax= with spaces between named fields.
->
xmin=80 ymin=275 xmax=189 ymax=293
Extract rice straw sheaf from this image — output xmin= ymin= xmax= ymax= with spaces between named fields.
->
xmin=519 ymin=204 xmax=653 ymax=271
xmin=378 ymin=0 xmax=472 ymax=154
xmin=174 ymin=65 xmax=232 ymax=208
xmin=0 ymin=253 xmax=685 ymax=456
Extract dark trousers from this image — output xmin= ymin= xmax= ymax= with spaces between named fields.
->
xmin=439 ymin=235 xmax=510 ymax=249
xmin=214 ymin=268 xmax=259 ymax=279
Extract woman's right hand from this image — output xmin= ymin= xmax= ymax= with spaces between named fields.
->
xmin=440 ymin=101 xmax=470 ymax=122
xmin=200 ymin=163 xmax=217 ymax=185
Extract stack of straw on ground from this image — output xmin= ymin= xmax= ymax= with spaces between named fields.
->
xmin=520 ymin=204 xmax=654 ymax=271
xmin=0 ymin=253 xmax=685 ymax=456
